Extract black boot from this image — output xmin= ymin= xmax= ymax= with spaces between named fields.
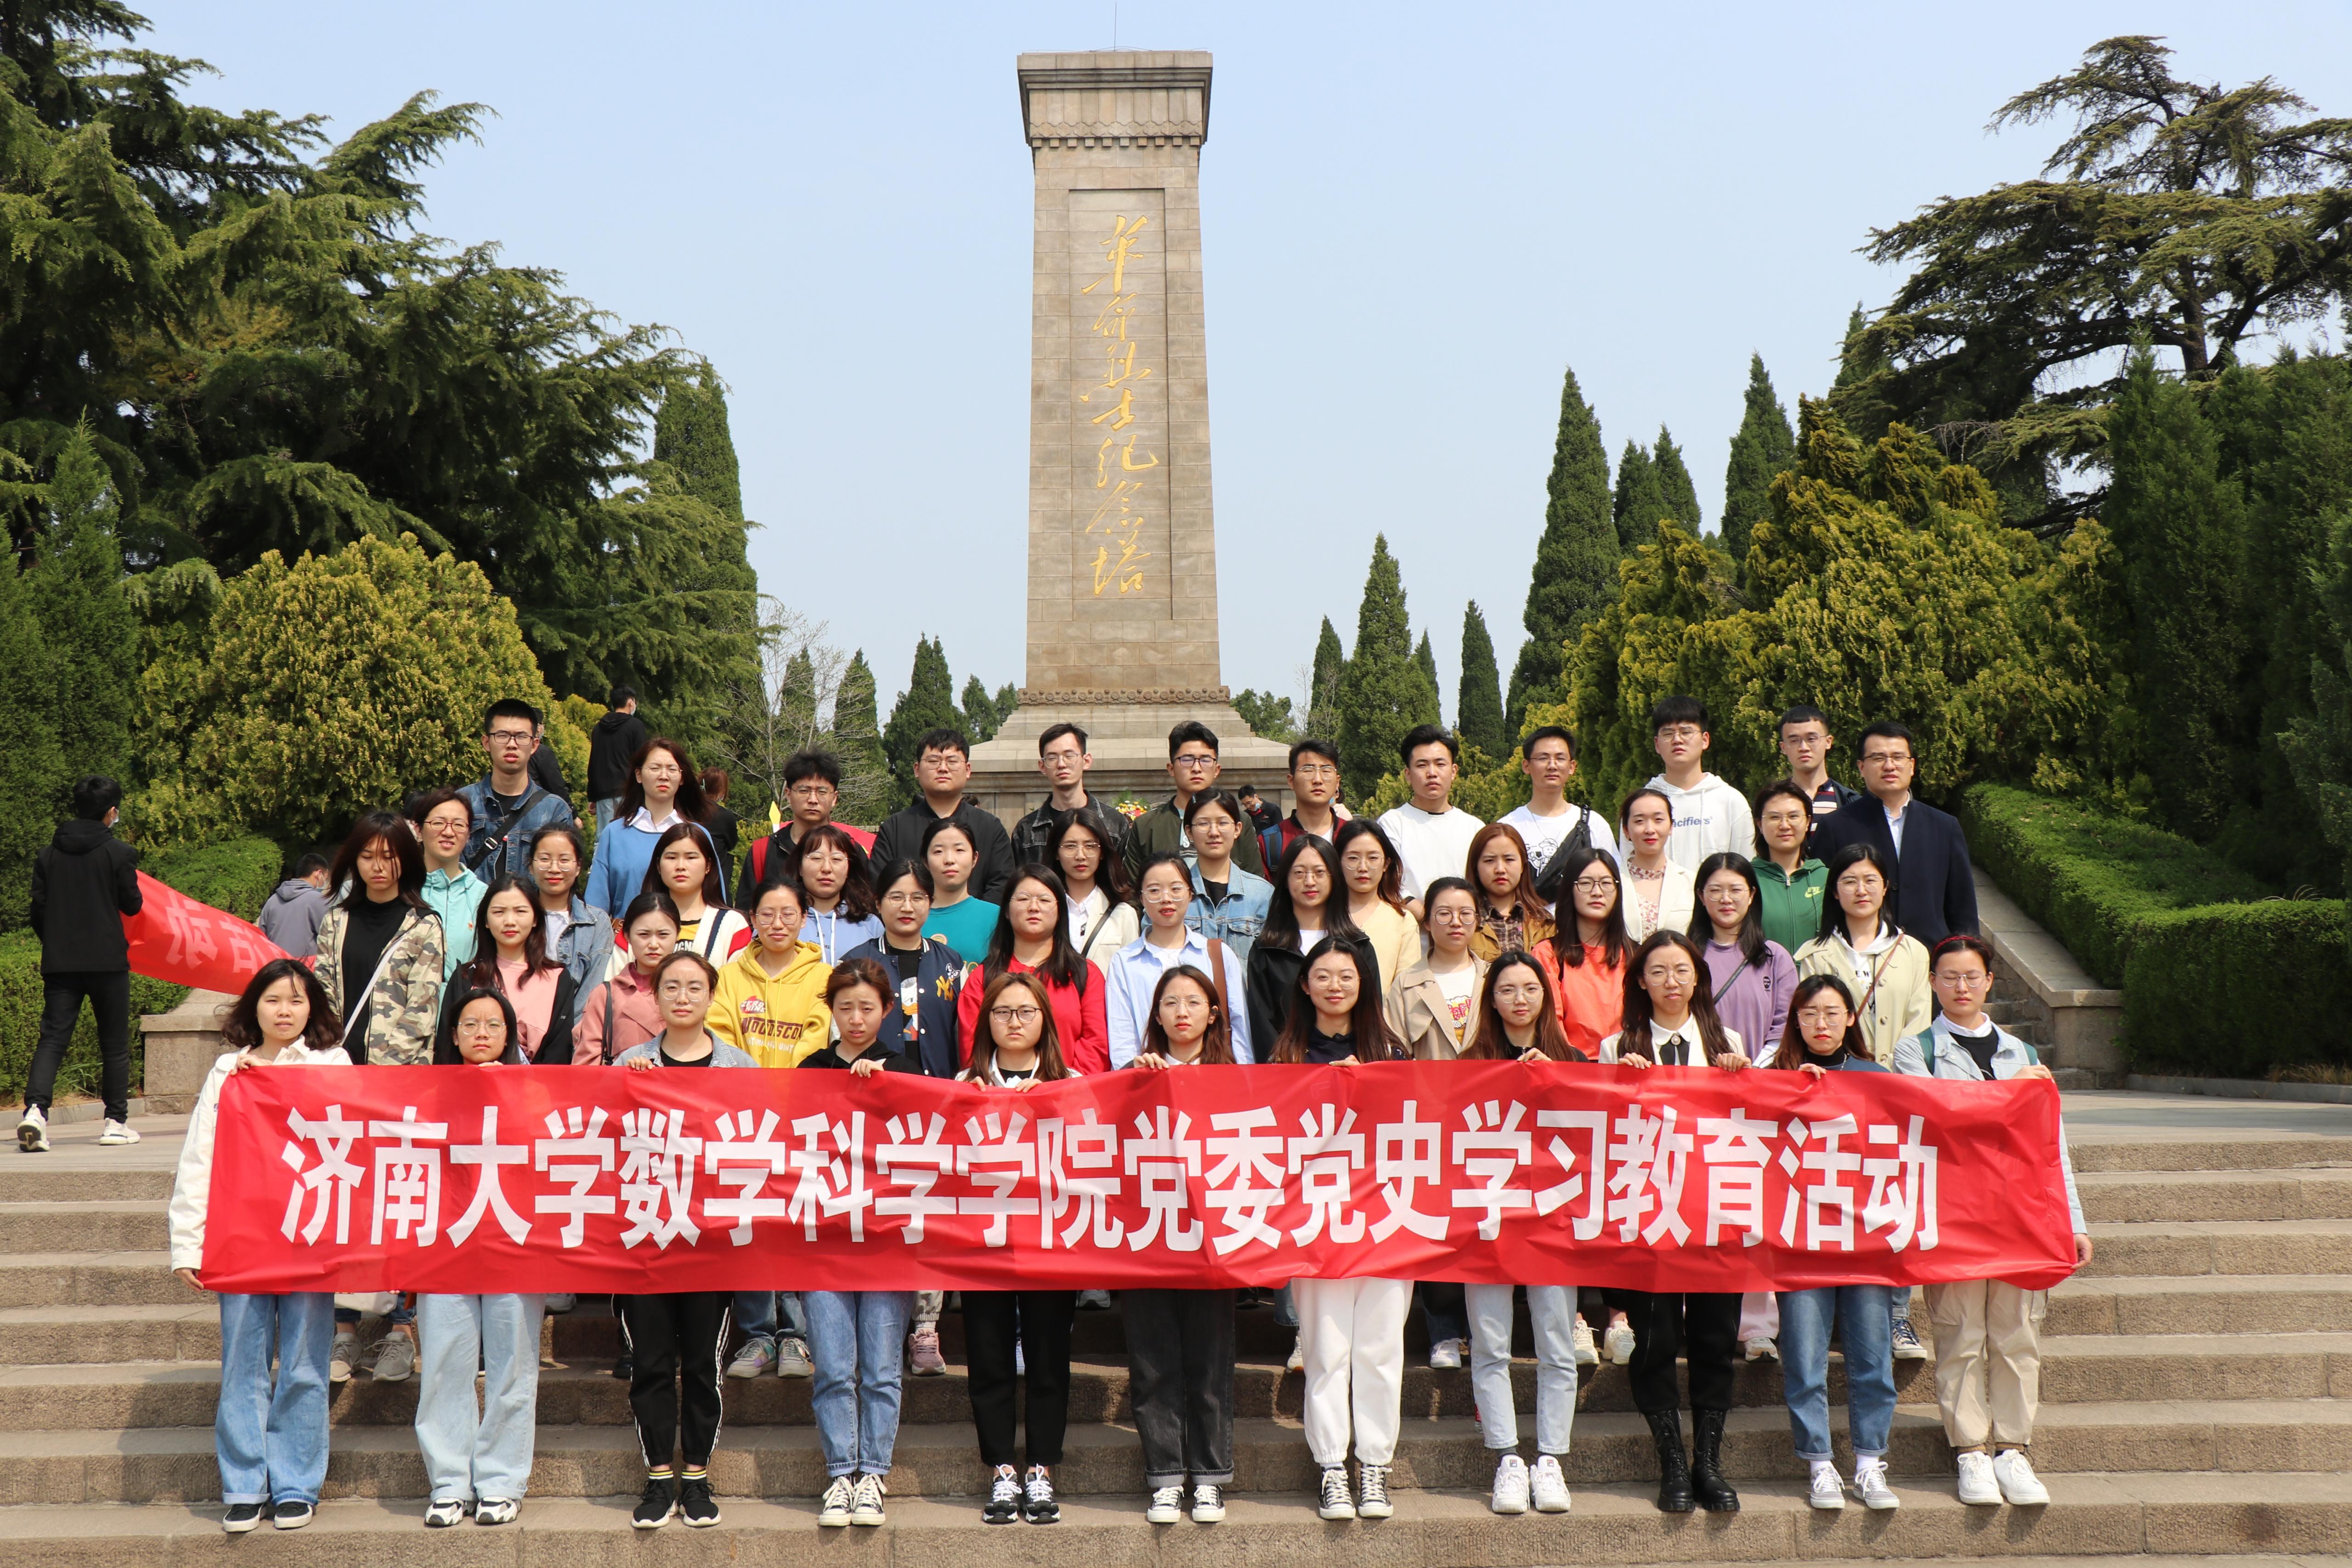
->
xmin=1644 ymin=1408 xmax=1693 ymax=1513
xmin=1690 ymin=1407 xmax=1740 ymax=1512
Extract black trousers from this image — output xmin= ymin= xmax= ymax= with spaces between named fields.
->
xmin=964 ymin=1291 xmax=1075 ymax=1469
xmin=1125 ymin=1288 xmax=1236 ymax=1486
xmin=1618 ymin=1289 xmax=1741 ymax=1415
xmin=1416 ymin=1280 xmax=1467 ymax=1346
xmin=620 ymin=1291 xmax=731 ymax=1468
xmin=25 ymin=971 xmax=132 ymax=1121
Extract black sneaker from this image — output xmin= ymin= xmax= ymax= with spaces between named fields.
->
xmin=678 ymin=1475 xmax=720 ymax=1527
xmin=632 ymin=1475 xmax=676 ymax=1530
xmin=222 ymin=1503 xmax=264 ymax=1534
xmin=1023 ymin=1465 xmax=1059 ymax=1524
xmin=271 ymin=1501 xmax=313 ymax=1531
xmin=611 ymin=1354 xmax=634 ymax=1381
xmin=984 ymin=1464 xmax=1022 ymax=1523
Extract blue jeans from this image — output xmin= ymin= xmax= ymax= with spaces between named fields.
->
xmin=1778 ymin=1284 xmax=1899 ymax=1461
xmin=216 ymin=1293 xmax=334 ymax=1506
xmin=734 ymin=1290 xmax=808 ymax=1347
xmin=806 ymin=1291 xmax=913 ymax=1477
xmin=416 ymin=1293 xmax=544 ymax=1502
xmin=1466 ymin=1284 xmax=1576 ymax=1455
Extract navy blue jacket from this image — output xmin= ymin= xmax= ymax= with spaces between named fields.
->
xmin=839 ymin=935 xmax=967 ymax=1079
xmin=1811 ymin=793 xmax=1977 ymax=948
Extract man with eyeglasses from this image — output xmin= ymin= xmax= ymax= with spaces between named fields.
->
xmin=1810 ymin=719 xmax=1977 ymax=945
xmin=871 ymin=728 xmax=1017 ymax=905
xmin=458 ymin=698 xmax=578 ymax=881
xmin=735 ymin=749 xmax=877 ymax=911
xmin=1009 ymin=722 xmax=1126 ymax=867
xmin=1122 ymin=721 xmax=1268 ymax=885
xmin=1258 ymin=738 xmax=1351 ymax=869
xmin=1644 ymin=696 xmax=1756 ymax=862
xmin=1501 ymin=725 xmax=1618 ymax=898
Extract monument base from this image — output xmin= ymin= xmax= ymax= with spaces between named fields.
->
xmin=966 ymin=693 xmax=1293 ymax=831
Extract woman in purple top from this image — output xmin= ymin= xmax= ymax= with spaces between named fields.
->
xmin=1693 ymin=854 xmax=1799 ymax=1064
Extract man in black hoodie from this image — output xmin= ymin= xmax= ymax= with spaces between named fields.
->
xmin=587 ymin=685 xmax=652 ymax=835
xmin=20 ymin=776 xmax=143 ymax=1153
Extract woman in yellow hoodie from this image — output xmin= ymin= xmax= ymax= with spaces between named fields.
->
xmin=709 ymin=881 xmax=833 ymax=1066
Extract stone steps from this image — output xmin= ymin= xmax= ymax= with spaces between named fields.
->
xmin=2081 ymin=1219 xmax=2352 ymax=1279
xmin=2066 ymin=1138 xmax=2352 ymax=1175
xmin=2042 ymin=1274 xmax=2352 ymax=1336
xmin=3 ymin=1477 xmax=2347 ymax=1562
xmin=2076 ymin=1171 xmax=2352 ymax=1225
xmin=8 ymin=1401 xmax=2351 ymax=1505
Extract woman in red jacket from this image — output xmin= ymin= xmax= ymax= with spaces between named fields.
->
xmin=956 ymin=865 xmax=1110 ymax=1074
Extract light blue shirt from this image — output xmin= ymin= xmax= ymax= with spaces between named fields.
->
xmin=421 ymin=865 xmax=485 ymax=980
xmin=1105 ymin=930 xmax=1254 ymax=1068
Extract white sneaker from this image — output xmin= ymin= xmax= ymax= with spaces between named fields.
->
xmin=17 ymin=1107 xmax=48 ymax=1153
xmin=1853 ymin=1458 xmax=1900 ymax=1510
xmin=1430 ymin=1337 xmax=1464 ymax=1370
xmin=848 ymin=1473 xmax=886 ymax=1526
xmin=1955 ymin=1449 xmax=2001 ymax=1505
xmin=97 ymin=1119 xmax=140 ymax=1145
xmin=1489 ymin=1452 xmax=1529 ymax=1515
xmin=1146 ymin=1485 xmax=1184 ymax=1524
xmin=1743 ymin=1336 xmax=1777 ymax=1362
xmin=1317 ymin=1465 xmax=1356 ymax=1520
xmin=1992 ymin=1449 xmax=2050 ymax=1505
xmin=1285 ymin=1333 xmax=1305 ymax=1373
xmin=1603 ymin=1317 xmax=1636 ymax=1365
xmin=1570 ymin=1316 xmax=1599 ymax=1366
xmin=817 ymin=1477 xmax=853 ymax=1527
xmin=1890 ymin=1313 xmax=1928 ymax=1360
xmin=1808 ymin=1460 xmax=1846 ymax=1511
xmin=1529 ymin=1454 xmax=1571 ymax=1513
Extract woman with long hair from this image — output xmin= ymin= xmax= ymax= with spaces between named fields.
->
xmin=166 ymin=960 xmax=349 ymax=1533
xmin=794 ymin=824 xmax=884 ymax=962
xmin=415 ymin=988 xmax=543 ymax=1528
xmin=840 ymin=860 xmax=965 ymax=1080
xmin=1383 ymin=877 xmax=1487 ymax=1059
xmin=1122 ymin=966 xmax=1239 ymax=1524
xmin=1617 ymin=787 xmax=1694 ymax=941
xmin=1244 ymin=834 xmax=1363 ymax=1053
xmin=959 ymin=971 xmax=1078 ymax=1525
xmin=956 ymin=866 xmax=1108 ymax=1074
xmin=1792 ymin=843 xmax=1930 ymax=1062
xmin=708 ymin=879 xmax=832 ymax=1068
xmin=1465 ymin=822 xmax=1555 ymax=960
xmin=439 ymin=874 xmax=577 ymax=1065
xmin=1598 ymin=930 xmax=1751 ymax=1517
xmin=1050 ymin=809 xmax=1137 ymax=978
xmin=1335 ymin=818 xmax=1420 ymax=991
xmin=1694 ymin=853 xmax=1798 ymax=1066
xmin=586 ymin=737 xmax=718 ymax=917
xmin=527 ymin=823 xmax=611 ymax=1010
xmin=571 ymin=891 xmax=680 ymax=1064
xmin=1271 ymin=940 xmax=1410 ymax=1524
xmin=638 ymin=822 xmax=749 ymax=964
xmin=1767 ymin=975 xmax=1901 ymax=1514
xmin=1531 ymin=847 xmax=1630 ymax=1059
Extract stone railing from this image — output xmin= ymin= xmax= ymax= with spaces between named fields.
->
xmin=139 ymin=990 xmax=233 ymax=1114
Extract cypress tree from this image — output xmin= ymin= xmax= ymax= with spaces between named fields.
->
xmin=1306 ymin=616 xmax=1346 ymax=740
xmin=1722 ymin=354 xmax=1796 ymax=566
xmin=652 ymin=366 xmax=746 ymax=522
xmin=1653 ymin=426 xmax=1702 ymax=537
xmin=1507 ymin=363 xmax=1617 ymax=730
xmin=29 ymin=422 xmax=133 ymax=788
xmin=880 ymin=635 xmax=961 ymax=798
xmin=1830 ymin=303 xmax=1896 ymax=442
xmin=831 ymin=649 xmax=893 ymax=819
xmin=645 ymin=366 xmax=758 ymax=742
xmin=1337 ymin=535 xmax=1432 ymax=798
xmin=1413 ymin=630 xmax=1442 ymax=721
xmin=1612 ymin=438 xmax=1666 ymax=552
xmin=2105 ymin=348 xmax=2250 ymax=839
xmin=960 ymin=675 xmax=1006 ymax=742
xmin=1457 ymin=600 xmax=1507 ymax=758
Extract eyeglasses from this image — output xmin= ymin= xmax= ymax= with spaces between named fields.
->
xmin=1938 ymin=971 xmax=1992 ymax=987
xmin=1172 ymin=753 xmax=1217 ymax=770
xmin=657 ymin=981 xmax=708 ymax=999
xmin=989 ymin=1006 xmax=1042 ymax=1025
xmin=1657 ymin=725 xmax=1702 ymax=742
xmin=486 ymin=729 xmax=533 ymax=747
xmin=1570 ymin=877 xmax=1616 ymax=895
xmin=788 ymin=782 xmax=836 ymax=799
xmin=1430 ymin=907 xmax=1477 ymax=924
xmin=455 ymin=1018 xmax=505 ymax=1037
xmin=1794 ymin=1006 xmax=1848 ymax=1024
xmin=1292 ymin=763 xmax=1337 ymax=779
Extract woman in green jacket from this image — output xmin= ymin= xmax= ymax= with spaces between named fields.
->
xmin=1752 ymin=781 xmax=1828 ymax=956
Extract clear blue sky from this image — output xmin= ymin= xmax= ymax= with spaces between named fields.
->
xmin=146 ymin=2 xmax=2352 ymax=719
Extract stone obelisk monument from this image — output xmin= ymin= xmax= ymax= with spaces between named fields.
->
xmin=967 ymin=50 xmax=1289 ymax=823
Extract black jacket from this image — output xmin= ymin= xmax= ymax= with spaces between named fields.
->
xmin=439 ymin=964 xmax=581 ymax=1067
xmin=1802 ymin=777 xmax=1868 ymax=856
xmin=529 ymin=741 xmax=569 ymax=799
xmin=1009 ymin=793 xmax=1129 ymax=869
xmin=586 ymin=710 xmax=651 ymax=800
xmin=30 ymin=818 xmax=141 ymax=974
xmin=798 ymin=1040 xmax=924 ymax=1074
xmin=1811 ymin=793 xmax=1979 ymax=948
xmin=871 ymin=798 xmax=1017 ymax=906
xmin=1122 ymin=795 xmax=1267 ymax=884
xmin=840 ymin=936 xmax=967 ymax=1078
xmin=1243 ymin=943 xmax=1307 ymax=1064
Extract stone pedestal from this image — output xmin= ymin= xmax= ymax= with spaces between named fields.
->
xmin=970 ymin=50 xmax=1289 ymax=826
xmin=141 ymin=989 xmax=233 ymax=1114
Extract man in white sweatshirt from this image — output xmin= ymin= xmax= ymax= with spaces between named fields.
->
xmin=1645 ymin=696 xmax=1756 ymax=861
xmin=1376 ymin=725 xmax=1485 ymax=905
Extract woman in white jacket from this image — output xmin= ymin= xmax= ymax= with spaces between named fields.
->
xmin=166 ymin=960 xmax=353 ymax=1534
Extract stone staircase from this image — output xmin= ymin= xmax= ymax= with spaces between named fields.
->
xmin=1 ymin=1105 xmax=2348 ymax=1564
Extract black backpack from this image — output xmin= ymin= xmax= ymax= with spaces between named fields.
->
xmin=1529 ymin=807 xmax=1597 ymax=906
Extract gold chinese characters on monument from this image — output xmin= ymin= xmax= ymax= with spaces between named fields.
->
xmin=1078 ymin=209 xmax=1161 ymax=597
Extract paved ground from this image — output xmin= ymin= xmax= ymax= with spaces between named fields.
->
xmin=2060 ymin=1090 xmax=2352 ymax=1141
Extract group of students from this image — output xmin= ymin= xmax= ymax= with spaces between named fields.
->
xmin=135 ymin=691 xmax=2086 ymax=1532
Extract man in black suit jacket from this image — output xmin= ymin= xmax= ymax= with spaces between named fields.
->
xmin=1809 ymin=720 xmax=1978 ymax=946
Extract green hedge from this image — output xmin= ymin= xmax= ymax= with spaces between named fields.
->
xmin=0 ymin=834 xmax=281 ymax=1103
xmin=1957 ymin=784 xmax=2273 ymax=987
xmin=1961 ymin=784 xmax=2349 ymax=1076
xmin=2124 ymin=900 xmax=2352 ymax=1077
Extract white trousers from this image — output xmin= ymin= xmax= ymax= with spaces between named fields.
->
xmin=1295 ymin=1276 xmax=1409 ymax=1467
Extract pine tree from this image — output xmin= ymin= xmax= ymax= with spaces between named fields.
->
xmin=1337 ymin=536 xmax=1438 ymax=798
xmin=961 ymin=675 xmax=1005 ymax=742
xmin=1829 ymin=303 xmax=1896 ymax=442
xmin=1457 ymin=600 xmax=1507 ymax=758
xmin=831 ymin=649 xmax=894 ymax=820
xmin=30 ymin=421 xmax=133 ymax=788
xmin=880 ymin=636 xmax=960 ymax=798
xmin=1508 ymin=363 xmax=1617 ymax=730
xmin=777 ymin=648 xmax=819 ymax=743
xmin=1613 ymin=438 xmax=1667 ymax=552
xmin=1652 ymin=426 xmax=1702 ymax=537
xmin=1413 ymin=630 xmax=1442 ymax=721
xmin=1722 ymin=354 xmax=1797 ymax=568
xmin=1306 ymin=616 xmax=1346 ymax=740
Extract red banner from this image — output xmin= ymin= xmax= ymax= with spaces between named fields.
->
xmin=125 ymin=873 xmax=292 ymax=994
xmin=199 ymin=1063 xmax=2077 ymax=1296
